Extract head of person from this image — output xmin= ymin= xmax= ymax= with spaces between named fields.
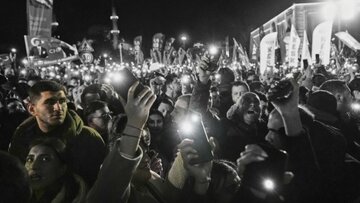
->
xmin=0 ymin=151 xmax=31 ymax=203
xmin=25 ymin=138 xmax=68 ymax=191
xmin=207 ymin=160 xmax=241 ymax=203
xmin=6 ymin=98 xmax=27 ymax=115
xmin=81 ymin=84 xmax=102 ymax=108
xmin=157 ymin=98 xmax=174 ymax=119
xmin=28 ymin=80 xmax=68 ymax=132
xmin=150 ymin=74 xmax=165 ymax=96
xmin=27 ymin=75 xmax=42 ymax=87
xmin=164 ymin=74 xmax=181 ymax=99
xmin=320 ymin=79 xmax=353 ymax=115
xmin=231 ymin=81 xmax=250 ymax=103
xmin=231 ymin=92 xmax=261 ymax=126
xmin=312 ymin=73 xmax=327 ymax=91
xmin=170 ymin=94 xmax=191 ymax=123
xmin=249 ymin=81 xmax=265 ymax=93
xmin=210 ymin=86 xmax=221 ymax=108
xmin=349 ymin=78 xmax=360 ymax=100
xmin=265 ymin=109 xmax=287 ymax=149
xmin=84 ymin=100 xmax=112 ymax=137
xmin=147 ymin=110 xmax=165 ymax=133
xmin=68 ymin=77 xmax=80 ymax=87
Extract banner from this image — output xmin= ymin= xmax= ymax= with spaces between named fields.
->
xmin=24 ymin=35 xmax=78 ymax=66
xmin=301 ymin=30 xmax=312 ymax=68
xmin=312 ymin=21 xmax=333 ymax=65
xmin=27 ymin=0 xmax=53 ymax=37
xmin=260 ymin=32 xmax=277 ymax=74
xmin=288 ymin=24 xmax=301 ymax=67
xmin=233 ymin=38 xmax=251 ymax=69
xmin=335 ymin=32 xmax=360 ymax=51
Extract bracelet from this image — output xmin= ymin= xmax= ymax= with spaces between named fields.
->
xmin=126 ymin=124 xmax=143 ymax=132
xmin=122 ymin=133 xmax=141 ymax=139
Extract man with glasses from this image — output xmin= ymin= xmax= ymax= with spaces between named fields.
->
xmin=84 ymin=100 xmax=113 ymax=144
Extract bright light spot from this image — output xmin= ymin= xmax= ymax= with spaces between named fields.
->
xmin=191 ymin=114 xmax=200 ymax=122
xmin=263 ymin=179 xmax=275 ymax=191
xmin=352 ymin=103 xmax=360 ymax=111
xmin=181 ymin=35 xmax=187 ymax=41
xmin=11 ymin=48 xmax=17 ymax=53
xmin=55 ymin=75 xmax=60 ymax=79
xmin=209 ymin=45 xmax=218 ymax=55
xmin=22 ymin=59 xmax=28 ymax=65
xmin=104 ymin=77 xmax=111 ymax=83
xmin=215 ymin=74 xmax=221 ymax=80
xmin=73 ymin=71 xmax=79 ymax=75
xmin=181 ymin=75 xmax=190 ymax=84
xmin=331 ymin=69 xmax=337 ymax=75
xmin=84 ymin=75 xmax=91 ymax=81
xmin=341 ymin=0 xmax=356 ymax=20
xmin=64 ymin=74 xmax=68 ymax=79
xmin=20 ymin=69 xmax=26 ymax=75
xmin=112 ymin=72 xmax=123 ymax=82
xmin=49 ymin=72 xmax=55 ymax=77
xmin=322 ymin=3 xmax=336 ymax=20
xmin=103 ymin=53 xmax=108 ymax=58
xmin=180 ymin=121 xmax=193 ymax=135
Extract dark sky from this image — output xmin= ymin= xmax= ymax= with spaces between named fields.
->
xmin=0 ymin=0 xmax=347 ymax=58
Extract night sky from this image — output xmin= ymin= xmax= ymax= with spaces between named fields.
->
xmin=1 ymin=0 xmax=352 ymax=58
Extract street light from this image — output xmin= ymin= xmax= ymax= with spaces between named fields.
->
xmin=180 ymin=34 xmax=188 ymax=48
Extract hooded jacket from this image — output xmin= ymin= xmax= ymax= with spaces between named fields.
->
xmin=9 ymin=110 xmax=106 ymax=187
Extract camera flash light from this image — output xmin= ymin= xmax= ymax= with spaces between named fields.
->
xmin=209 ymin=45 xmax=218 ymax=55
xmin=263 ymin=179 xmax=275 ymax=191
xmin=180 ymin=121 xmax=193 ymax=135
xmin=351 ymin=103 xmax=360 ymax=111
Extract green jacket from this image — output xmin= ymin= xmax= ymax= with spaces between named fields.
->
xmin=9 ymin=110 xmax=107 ymax=187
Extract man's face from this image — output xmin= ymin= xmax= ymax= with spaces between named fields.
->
xmin=89 ymin=107 xmax=112 ymax=134
xmin=25 ymin=145 xmax=66 ymax=190
xmin=265 ymin=111 xmax=284 ymax=149
xmin=239 ymin=94 xmax=260 ymax=125
xmin=231 ymin=85 xmax=249 ymax=103
xmin=157 ymin=102 xmax=172 ymax=119
xmin=29 ymin=91 xmax=67 ymax=131
xmin=148 ymin=114 xmax=164 ymax=132
xmin=69 ymin=79 xmax=79 ymax=87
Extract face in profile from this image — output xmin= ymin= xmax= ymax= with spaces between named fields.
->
xmin=25 ymin=145 xmax=66 ymax=190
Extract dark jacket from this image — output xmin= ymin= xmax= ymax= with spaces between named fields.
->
xmin=9 ymin=110 xmax=106 ymax=187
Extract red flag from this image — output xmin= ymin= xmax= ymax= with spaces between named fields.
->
xmin=27 ymin=0 xmax=53 ymax=37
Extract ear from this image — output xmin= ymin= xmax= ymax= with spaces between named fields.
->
xmin=27 ymin=103 xmax=37 ymax=116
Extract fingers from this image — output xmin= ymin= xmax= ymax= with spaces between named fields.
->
xmin=127 ymin=81 xmax=139 ymax=101
xmin=237 ymin=144 xmax=268 ymax=166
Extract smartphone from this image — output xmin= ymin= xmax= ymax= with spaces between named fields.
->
xmin=178 ymin=111 xmax=214 ymax=165
xmin=315 ymin=54 xmax=320 ymax=64
xmin=241 ymin=143 xmax=288 ymax=193
xmin=111 ymin=68 xmax=145 ymax=101
xmin=303 ymin=59 xmax=309 ymax=70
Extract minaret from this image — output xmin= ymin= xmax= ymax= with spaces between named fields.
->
xmin=110 ymin=0 xmax=120 ymax=50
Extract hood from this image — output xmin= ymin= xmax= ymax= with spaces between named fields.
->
xmin=16 ymin=110 xmax=84 ymax=137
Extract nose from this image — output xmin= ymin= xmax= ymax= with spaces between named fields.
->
xmin=265 ymin=132 xmax=273 ymax=143
xmin=53 ymin=101 xmax=62 ymax=111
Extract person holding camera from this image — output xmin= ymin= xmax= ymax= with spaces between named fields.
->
xmin=235 ymin=77 xmax=347 ymax=202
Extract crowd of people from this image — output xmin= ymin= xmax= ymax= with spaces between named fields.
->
xmin=1 ymin=40 xmax=360 ymax=203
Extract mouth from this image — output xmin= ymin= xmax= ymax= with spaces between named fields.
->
xmin=29 ymin=173 xmax=42 ymax=181
xmin=247 ymin=110 xmax=255 ymax=114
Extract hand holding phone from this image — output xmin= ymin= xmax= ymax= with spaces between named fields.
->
xmin=178 ymin=111 xmax=214 ymax=165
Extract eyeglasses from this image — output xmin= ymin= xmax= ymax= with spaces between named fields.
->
xmin=92 ymin=112 xmax=113 ymax=119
